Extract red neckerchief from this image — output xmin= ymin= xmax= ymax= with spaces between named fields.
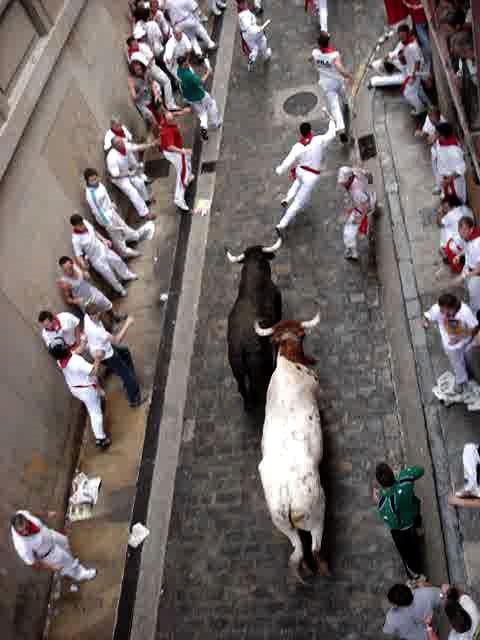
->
xmin=73 ymin=227 xmax=87 ymax=234
xmin=17 ymin=520 xmax=41 ymax=536
xmin=117 ymin=141 xmax=127 ymax=156
xmin=438 ymin=136 xmax=460 ymax=147
xmin=404 ymin=35 xmax=417 ymax=46
xmin=46 ymin=316 xmax=62 ymax=332
xmin=304 ymin=0 xmax=314 ymax=11
xmin=468 ymin=228 xmax=480 ymax=242
xmin=59 ymin=352 xmax=73 ymax=369
xmin=320 ymin=47 xmax=336 ymax=53
xmin=111 ymin=125 xmax=125 ymax=138
xmin=299 ymin=132 xmax=313 ymax=146
xmin=128 ymin=42 xmax=139 ymax=60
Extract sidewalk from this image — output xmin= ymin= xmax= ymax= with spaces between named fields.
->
xmin=371 ymin=80 xmax=480 ymax=598
xmin=43 ymin=7 xmax=218 ymax=640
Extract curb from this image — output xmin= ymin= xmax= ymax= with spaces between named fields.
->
xmin=372 ymin=91 xmax=467 ymax=587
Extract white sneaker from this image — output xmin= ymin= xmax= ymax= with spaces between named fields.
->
xmin=432 ymin=185 xmax=442 ymax=195
xmin=78 ymin=568 xmax=97 ymax=582
xmin=175 ymin=199 xmax=190 ymax=212
xmin=124 ymin=273 xmax=139 ymax=282
xmin=211 ymin=7 xmax=221 ymax=15
xmin=456 ymin=486 xmax=480 ymax=498
xmin=280 ymin=199 xmax=288 ymax=208
xmin=207 ymin=42 xmax=218 ymax=51
xmin=217 ymin=0 xmax=227 ymax=7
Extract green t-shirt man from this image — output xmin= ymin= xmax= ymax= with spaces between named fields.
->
xmin=177 ymin=65 xmax=206 ymax=103
xmin=377 ymin=466 xmax=424 ymax=530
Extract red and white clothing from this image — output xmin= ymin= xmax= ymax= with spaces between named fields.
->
xmin=85 ymin=181 xmax=154 ymax=257
xmin=305 ymin=0 xmax=328 ymax=32
xmin=383 ymin=0 xmax=409 ymax=26
xmin=106 ymin=142 xmax=150 ymax=218
xmin=275 ymin=120 xmax=336 ymax=229
xmin=151 ymin=7 xmax=171 ymax=42
xmin=127 ymin=42 xmax=177 ymax=111
xmin=58 ymin=353 xmax=106 ymax=440
xmin=342 ymin=172 xmax=377 ymax=257
xmin=158 ymin=116 xmax=193 ymax=210
xmin=135 ymin=19 xmax=166 ymax=58
xmin=463 ymin=230 xmax=480 ymax=314
xmin=11 ymin=510 xmax=95 ymax=581
xmin=312 ymin=44 xmax=347 ymax=134
xmin=165 ymin=0 xmax=215 ymax=57
xmin=41 ymin=312 xmax=80 ymax=348
xmin=72 ymin=220 xmax=135 ymax=296
xmin=238 ymin=7 xmax=271 ymax=67
xmin=440 ymin=205 xmax=473 ymax=273
xmin=424 ymin=302 xmax=478 ymax=384
xmin=104 ymin=124 xmax=133 ymax=152
xmin=433 ymin=136 xmax=467 ymax=203
xmin=164 ymin=32 xmax=193 ymax=81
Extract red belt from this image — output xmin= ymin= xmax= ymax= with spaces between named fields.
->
xmin=299 ymin=165 xmax=321 ymax=175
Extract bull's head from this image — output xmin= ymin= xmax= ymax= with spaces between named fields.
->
xmin=225 ymin=236 xmax=282 ymax=264
xmin=254 ymin=314 xmax=320 ymax=365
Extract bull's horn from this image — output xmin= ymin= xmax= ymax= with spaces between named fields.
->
xmin=254 ymin=320 xmax=274 ymax=337
xmin=301 ymin=312 xmax=320 ymax=329
xmin=262 ymin=236 xmax=282 ymax=253
xmin=225 ymin=247 xmax=245 ymax=263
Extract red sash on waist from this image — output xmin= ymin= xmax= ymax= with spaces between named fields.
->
xmin=305 ymin=0 xmax=314 ymax=12
xmin=299 ymin=165 xmax=321 ymax=175
xmin=445 ymin=238 xmax=464 ymax=274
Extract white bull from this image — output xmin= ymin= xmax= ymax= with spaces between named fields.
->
xmin=255 ymin=314 xmax=328 ymax=581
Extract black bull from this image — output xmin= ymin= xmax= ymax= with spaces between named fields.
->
xmin=226 ymin=245 xmax=282 ymax=411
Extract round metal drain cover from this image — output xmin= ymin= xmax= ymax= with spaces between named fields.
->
xmin=283 ymin=91 xmax=318 ymax=116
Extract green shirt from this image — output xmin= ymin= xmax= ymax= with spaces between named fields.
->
xmin=178 ymin=66 xmax=206 ymax=103
xmin=378 ymin=466 xmax=424 ymax=530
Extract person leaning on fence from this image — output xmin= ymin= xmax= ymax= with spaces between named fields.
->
xmin=373 ymin=462 xmax=427 ymax=585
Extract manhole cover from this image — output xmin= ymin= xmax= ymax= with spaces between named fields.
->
xmin=283 ymin=91 xmax=318 ymax=117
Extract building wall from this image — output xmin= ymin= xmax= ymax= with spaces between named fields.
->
xmin=0 ymin=2 xmax=145 ymax=638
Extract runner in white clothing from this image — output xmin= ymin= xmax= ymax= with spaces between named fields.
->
xmin=70 ymin=215 xmax=137 ymax=297
xmin=455 ymin=443 xmax=480 ymax=498
xmin=11 ymin=510 xmax=97 ymax=582
xmin=84 ymin=169 xmax=155 ymax=258
xmin=305 ymin=0 xmax=328 ymax=34
xmin=457 ymin=217 xmax=480 ymax=316
xmin=164 ymin=28 xmax=193 ymax=81
xmin=106 ymin=136 xmax=159 ymax=220
xmin=38 ymin=310 xmax=81 ymax=348
xmin=433 ymin=122 xmax=467 ymax=203
xmin=165 ymin=0 xmax=217 ymax=57
xmin=237 ymin=1 xmax=272 ymax=72
xmin=337 ymin=166 xmax=377 ymax=260
xmin=48 ymin=338 xmax=110 ymax=447
xmin=311 ymin=31 xmax=353 ymax=142
xmin=104 ymin=118 xmax=133 ymax=153
xmin=275 ymin=112 xmax=336 ymax=234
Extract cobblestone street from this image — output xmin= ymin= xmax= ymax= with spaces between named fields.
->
xmin=153 ymin=2 xmax=425 ymax=639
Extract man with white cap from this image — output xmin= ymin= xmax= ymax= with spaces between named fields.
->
xmin=11 ymin=510 xmax=97 ymax=581
xmin=84 ymin=168 xmax=155 ymax=258
xmin=177 ymin=56 xmax=221 ymax=140
xmin=106 ymin=134 xmax=159 ymax=221
xmin=311 ymin=31 xmax=353 ymax=142
xmin=338 ymin=166 xmax=377 ymax=260
xmin=49 ymin=337 xmax=111 ymax=448
xmin=130 ymin=26 xmax=178 ymax=111
xmin=164 ymin=27 xmax=193 ymax=82
xmin=274 ymin=112 xmax=336 ymax=235
xmin=237 ymin=0 xmax=272 ymax=72
xmin=165 ymin=0 xmax=217 ymax=58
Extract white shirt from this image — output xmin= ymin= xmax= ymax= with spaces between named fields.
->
xmin=127 ymin=40 xmax=155 ymax=66
xmin=465 ymin=236 xmax=480 ymax=273
xmin=136 ymin=20 xmax=164 ymax=56
xmin=436 ymin=141 xmax=466 ymax=179
xmin=59 ymin=353 xmax=96 ymax=390
xmin=164 ymin=32 xmax=192 ymax=65
xmin=403 ymin=39 xmax=424 ymax=76
xmin=442 ymin=205 xmax=473 ymax=247
xmin=104 ymin=125 xmax=132 ymax=152
xmin=238 ymin=9 xmax=263 ymax=47
xmin=152 ymin=9 xmax=171 ymax=39
xmin=85 ymin=182 xmax=116 ymax=228
xmin=72 ymin=219 xmax=106 ymax=262
xmin=276 ymin=120 xmax=336 ymax=175
xmin=41 ymin=312 xmax=80 ymax=347
xmin=424 ymin=302 xmax=477 ymax=351
xmin=11 ymin=511 xmax=53 ymax=565
xmin=449 ymin=595 xmax=480 ymax=640
xmin=84 ymin=314 xmax=114 ymax=361
xmin=106 ymin=142 xmax=142 ymax=179
xmin=166 ymin=0 xmax=198 ymax=25
xmin=347 ymin=172 xmax=375 ymax=213
xmin=311 ymin=47 xmax=343 ymax=84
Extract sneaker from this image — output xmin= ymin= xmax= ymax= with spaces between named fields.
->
xmin=200 ymin=128 xmax=209 ymax=140
xmin=118 ymin=288 xmax=128 ymax=297
xmin=453 ymin=382 xmax=467 ymax=394
xmin=95 ymin=436 xmax=112 ymax=450
xmin=280 ymin=199 xmax=288 ymax=208
xmin=175 ymin=199 xmax=190 ymax=212
xmin=339 ymin=132 xmax=349 ymax=144
xmin=217 ymin=0 xmax=226 ymax=7
xmin=124 ymin=273 xmax=139 ymax=282
xmin=432 ymin=185 xmax=442 ymax=195
xmin=207 ymin=42 xmax=218 ymax=51
xmin=78 ymin=568 xmax=97 ymax=582
xmin=248 ymin=59 xmax=255 ymax=72
xmin=211 ymin=7 xmax=222 ymax=15
xmin=456 ymin=486 xmax=480 ymax=498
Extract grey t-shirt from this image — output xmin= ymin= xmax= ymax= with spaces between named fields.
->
xmin=383 ymin=587 xmax=442 ymax=640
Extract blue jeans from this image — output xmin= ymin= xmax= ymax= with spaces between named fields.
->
xmin=415 ymin=22 xmax=431 ymax=65
xmin=103 ymin=345 xmax=141 ymax=406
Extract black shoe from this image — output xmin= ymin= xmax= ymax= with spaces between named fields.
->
xmin=339 ymin=132 xmax=349 ymax=143
xmin=96 ymin=436 xmax=112 ymax=450
xmin=200 ymin=128 xmax=209 ymax=140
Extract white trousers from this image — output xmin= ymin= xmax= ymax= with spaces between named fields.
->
xmin=180 ymin=17 xmax=215 ymax=55
xmin=111 ymin=176 xmax=149 ymax=217
xmin=402 ymin=77 xmax=426 ymax=114
xmin=316 ymin=0 xmax=328 ymax=31
xmin=70 ymin=386 xmax=105 ymax=440
xmin=44 ymin=531 xmax=93 ymax=580
xmin=462 ymin=443 xmax=480 ymax=493
xmin=278 ymin=168 xmax=321 ymax=229
xmin=163 ymin=150 xmax=192 ymax=208
xmin=150 ymin=65 xmax=177 ymax=110
xmin=246 ymin=33 xmax=271 ymax=65
xmin=432 ymin=168 xmax=467 ymax=204
xmin=190 ymin=93 xmax=221 ymax=129
xmin=320 ymin=79 xmax=346 ymax=133
xmin=467 ymin=277 xmax=480 ymax=315
xmin=444 ymin=342 xmax=472 ymax=385
xmin=89 ymin=249 xmax=135 ymax=295
xmin=344 ymin=211 xmax=362 ymax=253
xmin=104 ymin=212 xmax=152 ymax=258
